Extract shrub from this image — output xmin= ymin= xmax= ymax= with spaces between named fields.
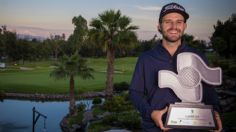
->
xmin=222 ymin=111 xmax=236 ymax=131
xmin=101 ymin=111 xmax=141 ymax=130
xmin=114 ymin=81 xmax=129 ymax=92
xmin=213 ymin=60 xmax=229 ymax=71
xmin=77 ymin=103 xmax=86 ymax=112
xmin=120 ymin=91 xmax=130 ymax=102
xmin=87 ymin=120 xmax=112 ymax=132
xmin=102 ymin=114 xmax=119 ymax=126
xmin=103 ymin=95 xmax=133 ymax=113
xmin=117 ymin=111 xmax=141 ymax=130
xmin=226 ymin=65 xmax=236 ymax=78
xmin=92 ymin=105 xmax=105 ymax=117
xmin=68 ymin=111 xmax=84 ymax=125
xmin=92 ymin=97 xmax=102 ymax=105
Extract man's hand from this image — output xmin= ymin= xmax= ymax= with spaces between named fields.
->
xmin=212 ymin=111 xmax=222 ymax=132
xmin=151 ymin=107 xmax=171 ymax=131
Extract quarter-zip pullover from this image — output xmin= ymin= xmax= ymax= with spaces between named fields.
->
xmin=129 ymin=41 xmax=220 ymax=131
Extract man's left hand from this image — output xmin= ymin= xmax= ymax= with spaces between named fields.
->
xmin=211 ymin=111 xmax=222 ymax=132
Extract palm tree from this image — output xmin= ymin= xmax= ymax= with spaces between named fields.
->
xmin=89 ymin=10 xmax=138 ymax=97
xmin=50 ymin=51 xmax=93 ymax=116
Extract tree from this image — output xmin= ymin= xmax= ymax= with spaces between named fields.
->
xmin=89 ymin=10 xmax=138 ymax=97
xmin=0 ymin=26 xmax=20 ymax=62
xmin=50 ymin=15 xmax=93 ymax=116
xmin=5 ymin=32 xmax=20 ymax=62
xmin=0 ymin=26 xmax=6 ymax=60
xmin=211 ymin=37 xmax=227 ymax=56
xmin=182 ymin=34 xmax=207 ymax=53
xmin=79 ymin=39 xmax=105 ymax=57
xmin=17 ymin=39 xmax=32 ymax=64
xmin=50 ymin=51 xmax=94 ymax=116
xmin=211 ymin=14 xmax=236 ymax=58
xmin=45 ymin=34 xmax=65 ymax=60
xmin=36 ymin=40 xmax=51 ymax=60
xmin=66 ymin=15 xmax=88 ymax=55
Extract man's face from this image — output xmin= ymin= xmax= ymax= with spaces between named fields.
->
xmin=158 ymin=13 xmax=187 ymax=43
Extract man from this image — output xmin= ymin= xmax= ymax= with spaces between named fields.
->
xmin=129 ymin=2 xmax=222 ymax=132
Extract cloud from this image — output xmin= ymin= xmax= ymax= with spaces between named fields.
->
xmin=136 ymin=5 xmax=161 ymax=11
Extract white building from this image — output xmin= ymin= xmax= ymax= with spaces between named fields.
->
xmin=0 ymin=62 xmax=6 ymax=68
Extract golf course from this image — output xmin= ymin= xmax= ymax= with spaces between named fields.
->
xmin=0 ymin=57 xmax=137 ymax=94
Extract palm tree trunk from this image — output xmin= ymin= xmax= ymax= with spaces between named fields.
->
xmin=69 ymin=75 xmax=76 ymax=116
xmin=106 ymin=47 xmax=115 ymax=97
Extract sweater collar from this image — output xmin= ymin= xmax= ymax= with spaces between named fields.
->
xmin=157 ymin=40 xmax=187 ymax=53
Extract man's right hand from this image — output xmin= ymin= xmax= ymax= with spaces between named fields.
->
xmin=151 ymin=106 xmax=171 ymax=131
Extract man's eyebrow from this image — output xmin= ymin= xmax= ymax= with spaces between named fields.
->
xmin=163 ymin=19 xmax=184 ymax=22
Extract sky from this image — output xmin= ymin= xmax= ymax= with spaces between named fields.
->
xmin=0 ymin=0 xmax=236 ymax=41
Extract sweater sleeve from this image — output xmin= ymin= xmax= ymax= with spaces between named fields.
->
xmin=202 ymin=82 xmax=221 ymax=113
xmin=129 ymin=56 xmax=153 ymax=120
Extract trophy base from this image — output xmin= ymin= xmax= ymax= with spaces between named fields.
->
xmin=165 ymin=102 xmax=217 ymax=130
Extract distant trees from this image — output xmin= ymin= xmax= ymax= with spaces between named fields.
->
xmin=17 ymin=39 xmax=33 ymax=64
xmin=134 ymin=34 xmax=159 ymax=55
xmin=89 ymin=10 xmax=138 ymax=97
xmin=182 ymin=34 xmax=207 ymax=53
xmin=0 ymin=26 xmax=19 ymax=61
xmin=0 ymin=25 xmax=69 ymax=63
xmin=0 ymin=26 xmax=7 ymax=60
xmin=3 ymin=11 xmax=233 ymax=64
xmin=0 ymin=11 xmax=139 ymax=66
xmin=45 ymin=34 xmax=66 ymax=60
xmin=211 ymin=14 xmax=236 ymax=58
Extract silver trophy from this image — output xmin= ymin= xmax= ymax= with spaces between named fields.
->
xmin=158 ymin=52 xmax=222 ymax=129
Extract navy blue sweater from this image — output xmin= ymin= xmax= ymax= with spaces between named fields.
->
xmin=129 ymin=42 xmax=220 ymax=131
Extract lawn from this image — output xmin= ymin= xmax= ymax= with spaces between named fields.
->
xmin=0 ymin=57 xmax=137 ymax=94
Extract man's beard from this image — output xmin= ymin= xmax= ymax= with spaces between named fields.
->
xmin=162 ymin=28 xmax=183 ymax=43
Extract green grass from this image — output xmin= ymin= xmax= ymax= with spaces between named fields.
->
xmin=0 ymin=57 xmax=137 ymax=94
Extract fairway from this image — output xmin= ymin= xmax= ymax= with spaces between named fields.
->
xmin=0 ymin=57 xmax=137 ymax=94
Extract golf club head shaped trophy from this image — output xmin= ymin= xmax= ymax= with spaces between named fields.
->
xmin=158 ymin=52 xmax=222 ymax=130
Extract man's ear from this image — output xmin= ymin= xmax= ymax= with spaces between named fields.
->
xmin=158 ymin=24 xmax=162 ymax=33
xmin=184 ymin=23 xmax=187 ymax=30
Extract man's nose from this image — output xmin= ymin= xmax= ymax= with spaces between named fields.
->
xmin=170 ymin=22 xmax=178 ymax=29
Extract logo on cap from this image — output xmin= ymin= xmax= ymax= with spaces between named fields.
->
xmin=163 ymin=4 xmax=185 ymax=13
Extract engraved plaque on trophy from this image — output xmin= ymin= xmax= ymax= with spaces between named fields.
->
xmin=158 ymin=52 xmax=222 ymax=129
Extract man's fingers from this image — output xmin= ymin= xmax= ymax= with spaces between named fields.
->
xmin=160 ymin=126 xmax=171 ymax=132
xmin=151 ymin=107 xmax=170 ymax=131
